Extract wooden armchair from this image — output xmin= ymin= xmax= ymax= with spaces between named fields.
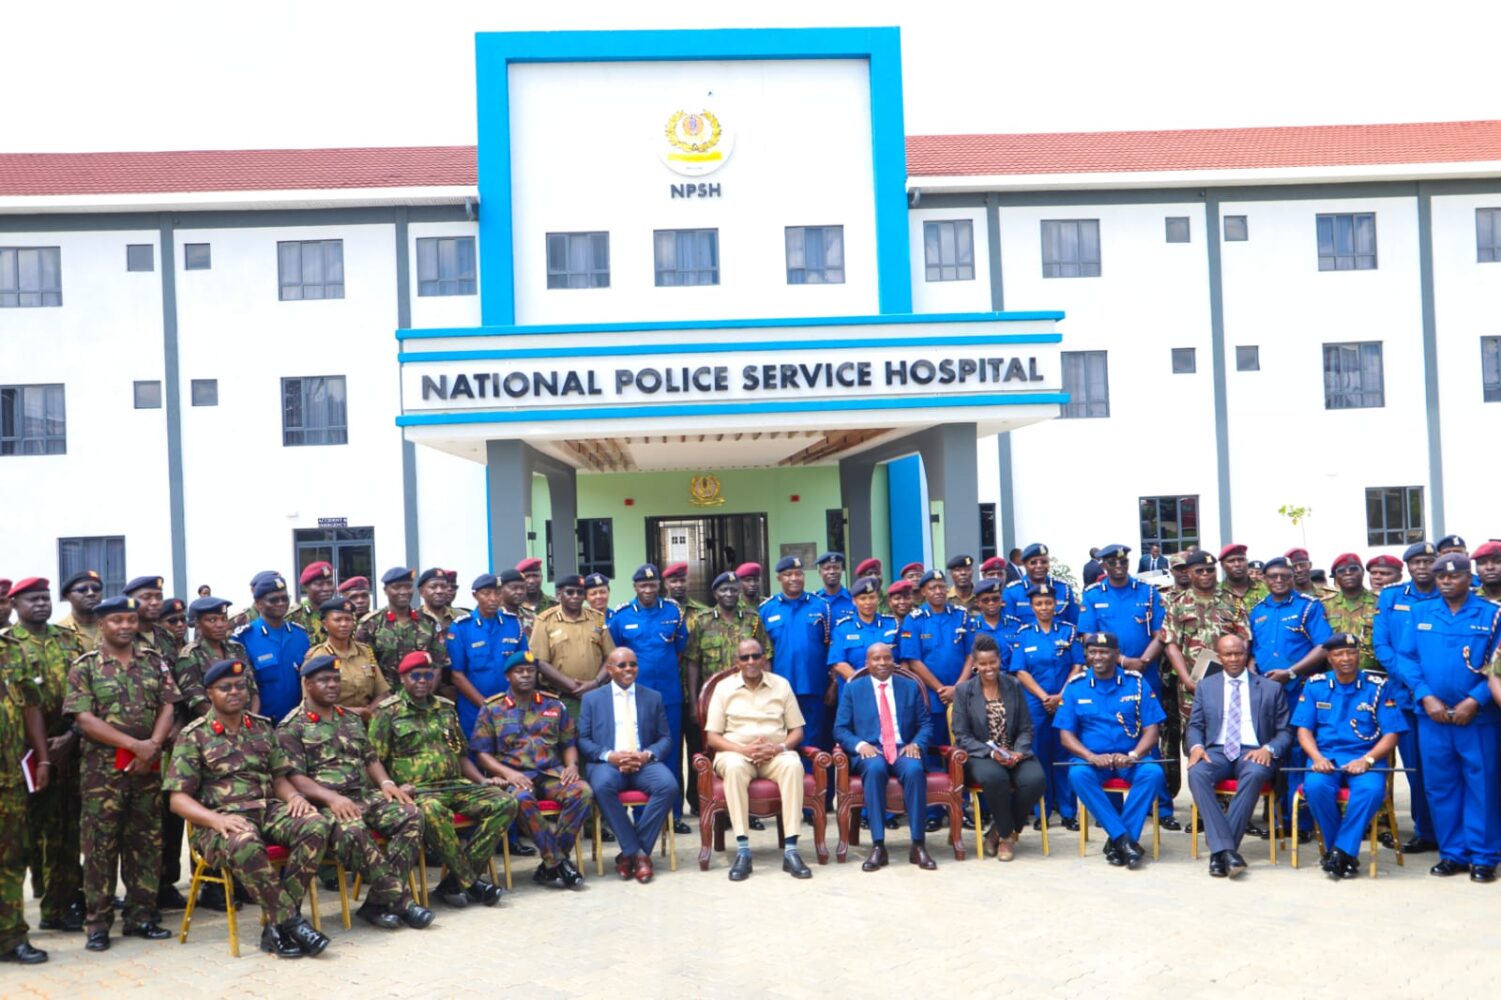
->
xmin=690 ymin=669 xmax=831 ymax=870
xmin=830 ymin=667 xmax=968 ymax=862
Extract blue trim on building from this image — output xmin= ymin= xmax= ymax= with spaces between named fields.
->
xmin=473 ymin=27 xmax=913 ymax=324
xmin=400 ymin=332 xmax=1062 ymax=363
xmin=398 ymin=391 xmax=1067 ymax=427
xmin=886 ymin=454 xmax=931 ymax=572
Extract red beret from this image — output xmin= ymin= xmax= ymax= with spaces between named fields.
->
xmin=1284 ymin=548 xmax=1311 ymax=562
xmin=979 ymin=557 xmax=1006 ymax=572
xmin=515 ymin=557 xmax=542 ymax=574
xmin=337 ymin=576 xmax=370 ymax=593
xmin=1219 ymin=543 xmax=1247 ymax=560
xmin=398 ymin=650 xmax=434 ymax=674
xmin=1330 ymin=552 xmax=1363 ymax=572
xmin=854 ymin=558 xmax=882 ymax=577
xmin=662 ymin=562 xmax=688 ymax=579
xmin=299 ymin=561 xmax=334 ymax=585
xmin=734 ymin=562 xmax=761 ymax=577
xmin=887 ymin=580 xmax=916 ymax=596
xmin=898 ymin=562 xmax=924 ymax=577
xmin=8 ymin=577 xmax=48 ymax=597
xmin=1365 ymin=555 xmax=1402 ymax=571
xmin=1472 ymin=541 xmax=1501 ymax=561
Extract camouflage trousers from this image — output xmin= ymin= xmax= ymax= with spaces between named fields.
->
xmin=1158 ymin=668 xmax=1184 ymax=798
xmin=1 ymin=781 xmax=31 ymax=951
xmin=512 ymin=775 xmax=593 ymax=864
xmin=80 ymin=761 xmax=162 ymax=930
xmin=322 ymin=794 xmax=421 ymax=908
xmin=27 ymin=749 xmax=82 ymax=922
xmin=190 ymin=801 xmax=330 ymax=926
xmin=413 ymin=784 xmax=515 ymax=885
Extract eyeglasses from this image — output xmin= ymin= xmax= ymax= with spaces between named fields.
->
xmin=70 ymin=584 xmax=103 ymax=595
xmin=405 ymin=670 xmax=438 ymax=682
xmin=736 ymin=653 xmax=764 ymax=662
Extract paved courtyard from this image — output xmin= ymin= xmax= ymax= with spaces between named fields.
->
xmin=6 ymin=786 xmax=1498 ymax=999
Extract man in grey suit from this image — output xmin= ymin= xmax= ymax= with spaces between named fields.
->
xmin=1186 ymin=634 xmax=1292 ymax=878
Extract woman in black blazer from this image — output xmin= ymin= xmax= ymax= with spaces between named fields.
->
xmin=951 ymin=634 xmax=1046 ymax=860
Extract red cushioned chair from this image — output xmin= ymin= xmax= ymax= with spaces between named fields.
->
xmin=1189 ymin=778 xmax=1282 ymax=864
xmin=1078 ymin=777 xmax=1161 ymax=859
xmin=501 ymin=798 xmax=586 ymax=889
xmin=418 ymin=812 xmax=502 ymax=902
xmin=1290 ymin=780 xmax=1404 ymax=878
xmin=691 ymin=670 xmax=831 ymax=870
xmin=590 ymin=790 xmax=676 ymax=875
xmin=945 ymin=705 xmax=1049 ymax=859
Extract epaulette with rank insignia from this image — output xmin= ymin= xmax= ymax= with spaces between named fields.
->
xmin=833 ymin=612 xmax=856 ymax=628
xmin=611 ymin=600 xmax=633 ymax=613
xmin=179 ymin=715 xmax=208 ymax=736
xmin=452 ymin=612 xmax=473 ymax=625
xmin=758 ymin=595 xmax=777 ymax=610
xmin=279 ymin=705 xmax=303 ymax=726
xmin=376 ymin=693 xmax=402 ymax=709
xmin=1066 ymin=673 xmax=1090 ymax=685
xmin=247 ymin=711 xmax=272 ymax=724
xmin=1123 ymin=668 xmax=1142 ymax=677
xmin=484 ymin=692 xmax=507 ymax=704
xmin=1307 ymin=672 xmax=1327 ymax=683
xmin=285 ymin=621 xmax=308 ymax=635
xmin=1363 ymin=672 xmax=1386 ymax=685
xmin=358 ymin=610 xmax=383 ymax=625
xmin=434 ymin=695 xmax=455 ymax=706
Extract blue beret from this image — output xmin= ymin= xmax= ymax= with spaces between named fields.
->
xmin=583 ymin=573 xmax=609 ymax=589
xmin=123 ymin=575 xmax=164 ymax=595
xmin=1096 ymin=543 xmax=1130 ymax=559
xmin=300 ymin=654 xmax=339 ymax=678
xmin=1082 ymin=632 xmax=1119 ymax=649
xmin=188 ymin=596 xmax=231 ymax=618
xmin=775 ymin=556 xmax=802 ymax=574
xmin=471 ymin=573 xmax=500 ymax=591
xmin=498 ymin=569 xmax=525 ymax=585
xmin=95 ymin=596 xmax=139 ymax=617
xmin=556 ymin=574 xmax=586 ymax=590
xmin=850 ymin=576 xmax=880 ymax=596
xmin=504 ymin=650 xmax=536 ymax=673
xmin=1021 ymin=543 xmax=1049 ymax=562
xmin=711 ymin=571 xmax=739 ymax=591
xmin=816 ymin=551 xmax=845 ymax=566
xmin=1322 ymin=633 xmax=1361 ymax=652
xmin=318 ymin=597 xmax=354 ymax=617
xmin=203 ymin=658 xmax=247 ymax=687
xmin=1024 ymin=582 xmax=1051 ymax=598
xmin=381 ymin=566 xmax=416 ymax=586
xmin=252 ymin=575 xmax=288 ymax=600
xmin=945 ymin=554 xmax=974 ymax=570
xmin=1437 ymin=534 xmax=1467 ymax=551
xmin=973 ymin=578 xmax=1002 ymax=595
xmin=1434 ymin=554 xmax=1472 ymax=576
xmin=416 ymin=567 xmax=446 ymax=588
xmin=1261 ymin=556 xmax=1290 ymax=572
xmin=248 ymin=570 xmax=279 ymax=588
xmin=633 ymin=564 xmax=660 ymax=582
xmin=1183 ymin=551 xmax=1216 ymax=568
xmin=919 ymin=569 xmax=946 ymax=588
xmin=162 ymin=599 xmax=186 ymax=617
xmin=1402 ymin=541 xmax=1436 ymax=562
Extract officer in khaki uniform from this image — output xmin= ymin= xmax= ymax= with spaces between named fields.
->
xmin=528 ymin=574 xmax=614 ymax=719
xmin=304 ymin=597 xmax=388 ymax=718
xmin=58 ymin=569 xmax=104 ymax=654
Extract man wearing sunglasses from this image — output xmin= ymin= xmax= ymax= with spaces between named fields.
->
xmin=58 ymin=570 xmax=104 ymax=653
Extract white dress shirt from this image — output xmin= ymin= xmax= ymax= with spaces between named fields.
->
xmin=606 ymin=682 xmax=643 ymax=760
xmin=1215 ymin=673 xmax=1259 ymax=748
xmin=856 ymin=674 xmax=903 ymax=753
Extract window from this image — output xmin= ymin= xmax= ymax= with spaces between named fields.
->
xmin=546 ymin=232 xmax=610 ymax=289
xmin=1223 ymin=216 xmax=1248 ymax=242
xmin=1041 ymin=219 xmax=1101 ymax=277
xmin=1236 ymin=346 xmax=1260 ymax=371
xmin=191 ymin=379 xmax=219 ymax=407
xmin=1366 ymin=486 xmax=1424 ymax=546
xmin=416 ymin=236 xmax=476 ymax=296
xmin=1060 ymin=350 xmax=1109 ymax=419
xmin=0 ymin=246 xmax=62 ymax=307
xmin=1317 ymin=213 xmax=1377 ymax=271
xmin=786 ymin=226 xmax=845 ymax=284
xmin=278 ymin=240 xmax=343 ymax=300
xmin=282 ymin=376 xmax=348 ymax=446
xmin=1165 ymin=217 xmax=1191 ymax=243
xmin=293 ymin=526 xmax=373 ymax=585
xmin=576 ymin=518 xmax=615 ymax=579
xmin=127 ymin=244 xmax=155 ymax=272
xmin=184 ymin=243 xmax=212 ymax=271
xmin=653 ymin=229 xmax=719 ymax=286
xmin=1323 ymin=341 xmax=1385 ymax=409
xmin=1171 ymin=348 xmax=1196 ymax=374
xmin=58 ymin=536 xmax=126 ymax=597
xmin=979 ymin=502 xmax=998 ymax=562
xmin=133 ymin=381 xmax=162 ymax=409
xmin=923 ymin=220 xmax=975 ymax=281
xmin=1483 ymin=337 xmax=1501 ymax=402
xmin=1476 ymin=208 xmax=1501 ymax=263
xmin=1 ymin=384 xmax=66 ymax=455
xmin=1139 ymin=495 xmax=1200 ymax=555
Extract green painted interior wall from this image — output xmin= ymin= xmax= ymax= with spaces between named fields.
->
xmin=869 ymin=462 xmax=891 ymax=576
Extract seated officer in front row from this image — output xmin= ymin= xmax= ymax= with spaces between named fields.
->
xmin=1055 ymin=632 xmax=1167 ymax=870
xmin=1292 ymin=633 xmax=1405 ymax=879
xmin=165 ymin=659 xmax=333 ymax=959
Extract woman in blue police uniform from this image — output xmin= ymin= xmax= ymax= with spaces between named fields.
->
xmin=1292 ymin=633 xmax=1405 ymax=879
xmin=966 ymin=578 xmax=1015 ymax=664
xmin=1008 ymin=584 xmax=1084 ymax=830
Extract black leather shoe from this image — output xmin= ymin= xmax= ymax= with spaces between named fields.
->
xmin=1158 ymin=816 xmax=1182 ymax=832
xmin=396 ymin=902 xmax=435 ymax=929
xmin=434 ymin=875 xmax=470 ymax=907
xmin=782 ymin=850 xmax=813 ymax=879
xmin=468 ymin=878 xmax=503 ymax=905
xmin=861 ymin=843 xmax=889 ymax=872
xmin=1246 ymin=823 xmax=1269 ymax=840
xmin=1103 ymin=836 xmax=1127 ymax=866
xmin=1430 ymin=859 xmax=1469 ymax=877
xmin=924 ymin=815 xmax=945 ymax=834
xmin=558 ymin=859 xmax=585 ymax=889
xmin=356 ymin=900 xmax=401 ymax=929
xmin=1471 ymin=865 xmax=1497 ymax=883
xmin=728 ymin=852 xmax=753 ymax=881
xmin=1403 ymin=837 xmax=1439 ymax=854
xmin=532 ymin=864 xmax=568 ymax=890
xmin=508 ymin=837 xmax=537 ymax=857
xmin=1208 ymin=851 xmax=1228 ymax=877
xmin=0 ymin=942 xmax=48 ymax=964
xmin=1061 ymin=817 xmax=1081 ymax=832
xmin=1378 ymin=830 xmax=1397 ymax=849
xmin=884 ymin=815 xmax=901 ymax=829
xmin=280 ymin=917 xmax=329 ymax=957
xmin=85 ymin=929 xmax=110 ymax=952
xmin=673 ymin=820 xmax=691 ymax=835
xmin=63 ymin=900 xmax=87 ymax=930
xmin=122 ymin=922 xmax=172 ymax=940
xmin=1124 ymin=840 xmax=1146 ymax=870
xmin=259 ymin=923 xmax=302 ymax=959
xmin=1032 ymin=817 xmax=1043 ymax=831
xmin=1339 ymin=853 xmax=1361 ymax=879
xmin=748 ymin=817 xmax=766 ymax=831
xmin=600 ymin=827 xmax=616 ymax=842
xmin=1326 ymin=848 xmax=1351 ymax=880
xmin=1226 ymin=851 xmax=1248 ymax=877
xmin=194 ymin=884 xmax=241 ymax=912
xmin=1318 ymin=851 xmax=1334 ymax=872
xmin=321 ymin=875 xmax=340 ymax=893
xmin=155 ymin=886 xmax=188 ymax=911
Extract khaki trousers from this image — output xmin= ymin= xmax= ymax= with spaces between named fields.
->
xmin=713 ymin=751 xmax=803 ymax=838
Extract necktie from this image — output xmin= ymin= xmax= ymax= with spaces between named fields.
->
xmin=877 ymin=682 xmax=898 ymax=765
xmin=622 ymin=692 xmax=638 ymax=752
xmin=1225 ymin=678 xmax=1242 ymax=762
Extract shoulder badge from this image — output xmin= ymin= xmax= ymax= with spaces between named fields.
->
xmin=279 ymin=705 xmax=303 ymax=726
xmin=1065 ymin=672 xmax=1089 ymax=685
xmin=358 ymin=610 xmax=382 ymax=624
xmin=1363 ymin=671 xmax=1386 ymax=685
xmin=452 ymin=612 xmax=473 ymax=625
xmin=286 ymin=620 xmax=308 ymax=635
xmin=1307 ymin=672 xmax=1327 ymax=682
xmin=247 ymin=711 xmax=272 ymax=725
xmin=484 ymin=692 xmax=507 ymax=704
xmin=376 ymin=693 xmax=402 ymax=709
xmin=434 ymin=694 xmax=456 ymax=707
xmin=1122 ymin=668 xmax=1142 ymax=677
xmin=179 ymin=715 xmax=208 ymax=736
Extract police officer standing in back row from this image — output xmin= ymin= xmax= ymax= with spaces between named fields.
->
xmin=760 ymin=556 xmax=832 ymax=758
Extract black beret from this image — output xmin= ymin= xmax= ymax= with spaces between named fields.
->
xmin=774 ymin=556 xmax=802 ymax=574
xmin=1261 ymin=557 xmax=1291 ymax=572
xmin=124 ymin=575 xmax=164 ymax=595
xmin=498 ymin=569 xmax=525 ymax=585
xmin=1183 ymin=551 xmax=1216 ymax=568
xmin=203 ymin=658 xmax=247 ymax=686
xmin=95 ymin=596 xmax=138 ymax=617
xmin=1321 ymin=633 xmax=1361 ymax=652
xmin=632 ymin=564 xmax=660 ymax=582
xmin=945 ymin=554 xmax=974 ymax=570
xmin=318 ymin=597 xmax=354 ymax=617
xmin=300 ymin=654 xmax=339 ymax=679
xmin=416 ymin=567 xmax=447 ymax=588
xmin=381 ymin=566 xmax=416 ymax=586
xmin=1403 ymin=541 xmax=1437 ymax=562
xmin=1082 ymin=632 xmax=1120 ymax=650
xmin=555 ymin=574 xmax=586 ymax=590
xmin=161 ymin=599 xmax=186 ymax=617
xmin=59 ymin=569 xmax=102 ymax=596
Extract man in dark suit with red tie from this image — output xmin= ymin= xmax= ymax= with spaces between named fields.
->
xmin=833 ymin=642 xmax=936 ymax=871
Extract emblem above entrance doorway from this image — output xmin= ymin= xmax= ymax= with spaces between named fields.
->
xmin=688 ymin=474 xmax=725 ymax=507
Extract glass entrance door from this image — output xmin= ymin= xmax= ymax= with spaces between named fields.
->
xmin=292 ymin=526 xmax=375 ymax=586
xmin=645 ymin=513 xmax=768 ymax=604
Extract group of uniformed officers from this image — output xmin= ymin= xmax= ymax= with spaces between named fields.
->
xmin=3 ymin=532 xmax=1499 ymax=963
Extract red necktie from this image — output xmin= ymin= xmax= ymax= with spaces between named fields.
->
xmin=877 ymin=681 xmax=898 ymax=765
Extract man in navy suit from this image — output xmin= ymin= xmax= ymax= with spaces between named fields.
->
xmin=833 ymin=642 xmax=937 ymax=871
xmin=578 ymin=648 xmax=678 ymax=883
xmin=1138 ymin=545 xmax=1168 ymax=574
xmin=1185 ymin=633 xmax=1292 ymax=878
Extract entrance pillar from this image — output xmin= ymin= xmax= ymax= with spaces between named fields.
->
xmin=920 ymin=422 xmax=982 ymax=564
xmin=837 ymin=456 xmax=875 ymax=566
xmin=485 ymin=440 xmax=580 ymax=575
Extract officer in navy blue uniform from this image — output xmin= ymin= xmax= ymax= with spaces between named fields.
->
xmin=966 ymin=578 xmax=1016 ymax=657
xmin=814 ymin=552 xmax=855 ymax=626
xmin=898 ymin=570 xmax=974 ymax=713
xmin=446 ymin=572 xmax=529 ymax=739
xmin=1008 ymin=583 xmax=1084 ymax=830
xmin=1002 ymin=543 xmax=1078 ymax=628
xmin=1397 ymin=554 xmax=1501 ymax=881
xmin=234 ymin=573 xmax=310 ymax=723
xmin=1055 ymin=632 xmax=1167 ymax=869
xmin=827 ymin=576 xmax=898 ymax=697
xmin=759 ymin=556 xmax=831 ymax=755
xmin=609 ymin=564 xmax=689 ymax=828
xmin=583 ymin=573 xmax=614 ymax=624
xmin=1076 ymin=543 xmax=1176 ymax=826
xmin=1292 ymin=633 xmax=1406 ymax=878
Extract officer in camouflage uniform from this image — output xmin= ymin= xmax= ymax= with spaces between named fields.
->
xmin=287 ymin=562 xmax=337 ymax=647
xmin=177 ymin=596 xmax=258 ymax=716
xmin=369 ymin=650 xmax=513 ymax=908
xmin=0 ymin=630 xmax=51 ymax=964
xmin=124 ymin=575 xmax=181 ymax=662
xmin=356 ymin=567 xmax=449 ymax=689
xmin=1473 ymin=541 xmax=1501 ymax=604
xmin=3 ymin=579 xmax=85 ymax=932
xmin=1321 ymin=553 xmax=1381 ymax=673
xmin=735 ymin=561 xmax=765 ymax=614
xmin=63 ymin=596 xmax=180 ymax=950
xmin=1287 ymin=547 xmax=1337 ymax=600
xmin=517 ymin=557 xmax=558 ymax=623
xmin=165 ymin=658 xmax=332 ymax=959
xmin=57 ymin=569 xmax=104 ymax=654
xmin=1218 ymin=544 xmax=1269 ymax=610
xmin=276 ymin=654 xmax=432 ymax=930
xmin=471 ymin=652 xmax=592 ymax=889
xmin=338 ymin=576 xmax=373 ymax=618
xmin=1158 ymin=551 xmax=1249 ymax=805
xmin=663 ymin=562 xmax=712 ymax=627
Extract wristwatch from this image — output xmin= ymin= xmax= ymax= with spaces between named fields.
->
xmin=1125 ymin=751 xmax=1140 ymax=762
xmin=1363 ymin=755 xmax=1377 ymax=766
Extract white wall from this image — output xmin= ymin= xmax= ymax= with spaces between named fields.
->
xmin=907 ymin=206 xmax=991 ymax=314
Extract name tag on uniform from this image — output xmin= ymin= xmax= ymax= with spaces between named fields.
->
xmin=1077 ymin=698 xmax=1093 ymax=704
xmin=1254 ymin=615 xmax=1267 ymax=625
xmin=471 ymin=640 xmax=486 ymax=648
xmin=1094 ymin=602 xmax=1109 ymax=609
xmin=541 ymin=708 xmax=561 ymax=718
xmin=257 ymin=653 xmax=275 ymax=662
xmin=1316 ymin=702 xmax=1333 ymax=709
xmin=767 ymin=615 xmax=782 ymax=623
xmin=1416 ymin=623 xmax=1432 ymax=631
xmin=1395 ymin=604 xmax=1410 ymax=611
xmin=845 ymin=633 xmax=860 ymax=641
xmin=920 ymin=633 xmax=933 ymax=641
xmin=624 ymin=623 xmax=639 ymax=630
xmin=1023 ymin=646 xmax=1037 ymax=653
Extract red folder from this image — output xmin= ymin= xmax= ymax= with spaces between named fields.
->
xmin=115 ymin=747 xmax=161 ymax=772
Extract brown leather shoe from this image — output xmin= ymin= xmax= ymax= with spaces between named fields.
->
xmin=634 ymin=856 xmax=654 ymax=884
xmin=860 ymin=843 xmax=889 ymax=872
xmin=909 ymin=842 xmax=937 ymax=870
xmin=995 ymin=836 xmax=1016 ymax=862
xmin=615 ymin=853 xmax=634 ymax=880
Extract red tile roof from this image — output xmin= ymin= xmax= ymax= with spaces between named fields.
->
xmin=906 ymin=120 xmax=1501 ymax=176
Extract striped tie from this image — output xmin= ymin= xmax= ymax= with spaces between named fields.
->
xmin=1225 ymin=678 xmax=1242 ymax=762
